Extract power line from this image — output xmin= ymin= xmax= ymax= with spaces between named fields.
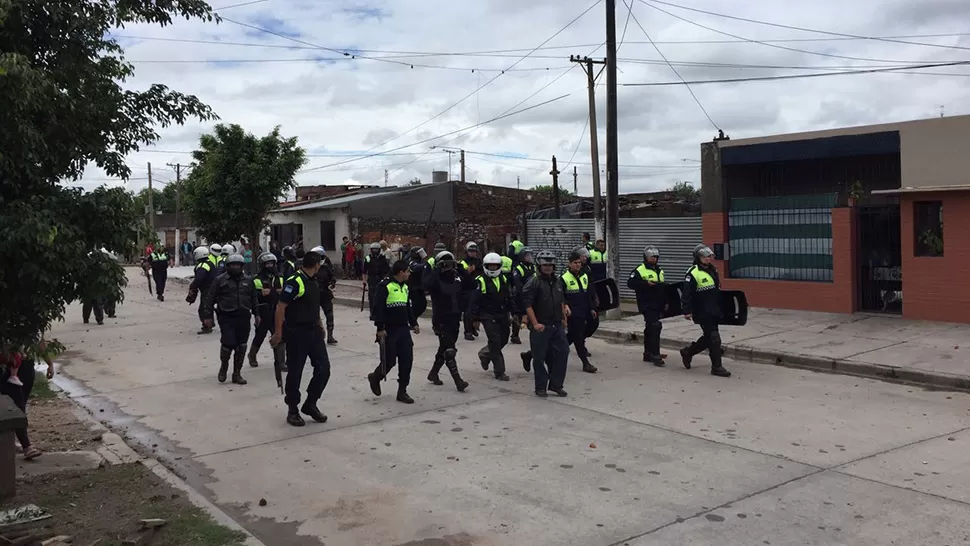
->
xmin=620 ymin=60 xmax=970 ymax=86
xmin=624 ymin=0 xmax=720 ymax=130
xmin=128 ymin=56 xmax=566 ymax=72
xmin=213 ymin=0 xmax=269 ymax=9
xmin=644 ymin=0 xmax=970 ymax=53
xmin=637 ymin=0 xmax=950 ymax=65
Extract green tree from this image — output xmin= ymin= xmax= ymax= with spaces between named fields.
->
xmin=0 ymin=0 xmax=218 ymax=350
xmin=132 ymin=184 xmax=179 ymax=216
xmin=407 ymin=177 xmax=422 ymax=186
xmin=669 ymin=181 xmax=701 ymax=204
xmin=181 ymin=124 xmax=306 ymax=248
xmin=532 ymin=184 xmax=574 ymax=197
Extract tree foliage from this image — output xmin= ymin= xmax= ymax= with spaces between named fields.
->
xmin=132 ymin=184 xmax=180 ymax=216
xmin=532 ymin=184 xmax=574 ymax=197
xmin=668 ymin=181 xmax=701 ymax=204
xmin=0 ymin=0 xmax=218 ymax=349
xmin=181 ymin=123 xmax=307 ymax=245
xmin=407 ymin=177 xmax=422 ymax=186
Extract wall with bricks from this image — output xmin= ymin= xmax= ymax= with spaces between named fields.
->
xmin=702 ymin=208 xmax=857 ymax=313
xmin=900 ymin=191 xmax=970 ymax=323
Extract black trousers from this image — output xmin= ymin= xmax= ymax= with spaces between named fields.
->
xmin=478 ymin=316 xmax=510 ymax=376
xmin=643 ymin=316 xmax=663 ymax=359
xmin=152 ymin=269 xmax=167 ymax=295
xmin=320 ymin=298 xmax=335 ymax=334
xmin=283 ymin=324 xmax=331 ymax=409
xmin=218 ymin=312 xmax=252 ymax=350
xmin=373 ymin=325 xmax=413 ymax=388
xmin=461 ymin=295 xmax=476 ymax=336
xmin=251 ymin=308 xmax=276 ymax=355
xmin=197 ymin=289 xmax=209 ymax=325
xmin=530 ymin=324 xmax=569 ymax=391
xmin=367 ymin=282 xmax=380 ymax=320
xmin=82 ymin=299 xmax=104 ymax=324
xmin=510 ymin=313 xmax=523 ymax=342
xmin=685 ymin=320 xmax=724 ymax=369
xmin=0 ymin=363 xmax=35 ymax=449
xmin=566 ymin=316 xmax=592 ymax=367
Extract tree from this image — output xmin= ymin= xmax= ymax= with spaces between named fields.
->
xmin=532 ymin=184 xmax=574 ymax=197
xmin=132 ymin=185 xmax=178 ymax=216
xmin=407 ymin=177 xmax=422 ymax=186
xmin=669 ymin=181 xmax=701 ymax=204
xmin=0 ymin=0 xmax=218 ymax=351
xmin=181 ymin=124 xmax=306 ymax=249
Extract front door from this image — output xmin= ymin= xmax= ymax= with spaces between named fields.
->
xmin=320 ymin=220 xmax=336 ymax=253
xmin=857 ymin=205 xmax=902 ymax=313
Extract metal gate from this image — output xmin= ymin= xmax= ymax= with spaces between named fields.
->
xmin=857 ymin=205 xmax=902 ymax=313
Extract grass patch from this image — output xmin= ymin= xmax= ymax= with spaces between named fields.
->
xmin=2 ymin=464 xmax=247 ymax=546
xmin=30 ymin=374 xmax=56 ymax=400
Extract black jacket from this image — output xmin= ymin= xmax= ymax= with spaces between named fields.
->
xmin=202 ymin=272 xmax=259 ymax=319
xmin=627 ymin=263 xmax=666 ymax=320
xmin=408 ymin=259 xmax=427 ymax=294
xmin=468 ymin=274 xmax=513 ymax=321
xmin=522 ymin=273 xmax=565 ymax=326
xmin=560 ymin=270 xmax=597 ymax=318
xmin=254 ymin=269 xmax=283 ymax=317
xmin=373 ymin=278 xmax=416 ymax=331
xmin=458 ymin=256 xmax=481 ymax=295
xmin=510 ymin=263 xmax=535 ymax=314
xmin=681 ymin=262 xmax=722 ymax=323
xmin=190 ymin=260 xmax=216 ymax=291
xmin=314 ymin=257 xmax=336 ymax=302
xmin=424 ymin=266 xmax=466 ymax=318
xmin=364 ymin=253 xmax=390 ymax=282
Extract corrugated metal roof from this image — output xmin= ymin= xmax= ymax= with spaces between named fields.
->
xmin=271 ymin=190 xmax=403 ymax=212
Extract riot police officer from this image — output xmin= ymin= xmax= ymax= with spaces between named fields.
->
xmin=509 ymin=247 xmax=535 ymax=345
xmin=408 ymin=247 xmax=429 ymax=320
xmin=149 ymin=246 xmax=171 ymax=302
xmin=368 ymin=260 xmax=420 ymax=404
xmin=309 ymin=246 xmax=338 ymax=344
xmin=627 ymin=245 xmax=666 ymax=366
xmin=562 ymin=250 xmax=599 ymax=374
xmin=363 ymin=242 xmax=390 ymax=320
xmin=248 ymin=252 xmax=283 ymax=367
xmin=426 ymin=242 xmax=447 ymax=269
xmin=470 ymin=253 xmax=514 ymax=381
xmin=422 ymin=251 xmax=469 ymax=391
xmin=188 ymin=246 xmax=216 ymax=334
xmin=280 ymin=245 xmax=298 ymax=278
xmin=458 ymin=241 xmax=481 ymax=341
xmin=680 ymin=245 xmax=731 ymax=378
xmin=201 ymin=254 xmax=259 ymax=385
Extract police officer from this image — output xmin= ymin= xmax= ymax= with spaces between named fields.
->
xmin=248 ymin=252 xmax=283 ymax=367
xmin=509 ymin=247 xmax=535 ymax=345
xmin=680 ymin=245 xmax=731 ymax=378
xmin=627 ymin=246 xmax=666 ymax=367
xmin=470 ymin=253 xmax=514 ymax=381
xmin=149 ymin=246 xmax=171 ymax=302
xmin=201 ymin=254 xmax=259 ymax=385
xmin=422 ymin=251 xmax=470 ymax=392
xmin=221 ymin=243 xmax=235 ymax=265
xmin=507 ymin=235 xmax=525 ymax=266
xmin=498 ymin=246 xmax=513 ymax=276
xmin=368 ymin=260 xmax=420 ymax=404
xmin=309 ymin=246 xmax=339 ymax=345
xmin=363 ymin=242 xmax=390 ymax=320
xmin=208 ymin=243 xmax=222 ymax=266
xmin=581 ymin=232 xmax=594 ymax=251
xmin=426 ymin=242 xmax=446 ymax=269
xmin=522 ymin=250 xmax=569 ymax=397
xmin=459 ymin=241 xmax=481 ymax=341
xmin=562 ymin=250 xmax=599 ymax=374
xmin=271 ymin=251 xmax=331 ymax=427
xmin=280 ymin=246 xmax=298 ymax=278
xmin=588 ymin=239 xmax=608 ymax=283
xmin=408 ymin=247 xmax=429 ymax=320
xmin=188 ymin=246 xmax=216 ymax=334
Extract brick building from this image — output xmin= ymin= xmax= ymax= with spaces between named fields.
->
xmin=266 ymin=181 xmax=571 ymax=255
xmin=701 ymin=115 xmax=970 ymax=323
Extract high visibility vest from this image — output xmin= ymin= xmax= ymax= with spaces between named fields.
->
xmin=253 ymin=275 xmax=283 ymax=290
xmin=510 ymin=240 xmax=524 ymax=255
xmin=151 ymin=251 xmax=168 ymax=262
xmin=195 ymin=261 xmax=211 ymax=273
xmin=386 ymin=281 xmax=409 ymax=307
xmin=687 ymin=265 xmax=716 ymax=292
xmin=500 ymin=256 xmax=513 ymax=273
xmin=516 ymin=264 xmax=534 ymax=277
xmin=561 ymin=270 xmax=589 ymax=294
xmin=459 ymin=260 xmax=470 ymax=270
xmin=427 ymin=257 xmax=436 ymax=268
xmin=208 ymin=255 xmax=219 ymax=267
xmin=477 ymin=275 xmax=504 ymax=293
xmin=287 ymin=271 xmax=309 ymax=298
xmin=589 ymin=249 xmax=605 ymax=263
xmin=635 ymin=264 xmax=665 ymax=283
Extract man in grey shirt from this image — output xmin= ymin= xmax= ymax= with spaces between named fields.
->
xmin=521 ymin=250 xmax=570 ymax=398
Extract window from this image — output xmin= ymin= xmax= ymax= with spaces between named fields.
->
xmin=913 ymin=201 xmax=943 ymax=257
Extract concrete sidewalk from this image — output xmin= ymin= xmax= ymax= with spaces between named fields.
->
xmin=594 ymin=308 xmax=970 ymax=391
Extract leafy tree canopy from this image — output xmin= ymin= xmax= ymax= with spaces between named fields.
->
xmin=0 ymin=0 xmax=218 ymax=349
xmin=407 ymin=177 xmax=422 ymax=186
xmin=181 ymin=123 xmax=307 ymax=245
xmin=532 ymin=184 xmax=574 ymax=197
xmin=668 ymin=181 xmax=701 ymax=204
xmin=133 ymin=184 xmax=180 ymax=216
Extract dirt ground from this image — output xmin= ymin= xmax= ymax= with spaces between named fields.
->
xmin=1 ymin=378 xmax=246 ymax=546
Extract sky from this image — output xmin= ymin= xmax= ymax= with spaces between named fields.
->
xmin=75 ymin=0 xmax=970 ymax=197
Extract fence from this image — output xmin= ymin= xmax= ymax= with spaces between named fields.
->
xmin=727 ymin=194 xmax=837 ymax=282
xmin=525 ymin=217 xmax=702 ymax=300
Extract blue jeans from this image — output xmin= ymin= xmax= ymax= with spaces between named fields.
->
xmin=530 ymin=323 xmax=569 ymax=391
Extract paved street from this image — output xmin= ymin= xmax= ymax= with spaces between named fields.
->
xmin=51 ymin=271 xmax=970 ymax=546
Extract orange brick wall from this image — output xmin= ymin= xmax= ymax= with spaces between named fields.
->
xmin=900 ymin=192 xmax=970 ymax=323
xmin=703 ymin=208 xmax=857 ymax=314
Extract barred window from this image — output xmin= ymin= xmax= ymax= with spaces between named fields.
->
xmin=913 ymin=201 xmax=943 ymax=257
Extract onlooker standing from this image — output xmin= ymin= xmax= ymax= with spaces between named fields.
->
xmin=344 ymin=240 xmax=357 ymax=279
xmin=1 ymin=334 xmax=55 ymax=461
xmin=340 ymin=237 xmax=350 ymax=278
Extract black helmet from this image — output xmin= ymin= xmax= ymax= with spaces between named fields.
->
xmin=282 ymin=246 xmax=296 ymax=260
xmin=411 ymin=246 xmax=427 ymax=260
xmin=536 ymin=250 xmax=556 ymax=266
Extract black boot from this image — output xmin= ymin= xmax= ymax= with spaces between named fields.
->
xmin=680 ymin=346 xmax=694 ymax=369
xmin=709 ymin=339 xmax=730 ymax=377
xmin=510 ymin=333 xmax=521 ymax=345
xmin=396 ymin=387 xmax=415 ymax=404
xmin=218 ymin=346 xmax=231 ymax=383
xmin=478 ymin=347 xmax=490 ymax=371
xmin=231 ymin=348 xmax=247 ymax=385
xmin=287 ymin=410 xmax=306 ymax=427
xmin=464 ymin=332 xmax=476 ymax=341
xmin=444 ymin=350 xmax=468 ymax=392
xmin=327 ymin=328 xmax=338 ymax=345
xmin=198 ymin=325 xmax=213 ymax=335
xmin=248 ymin=347 xmax=259 ymax=368
xmin=580 ymin=353 xmax=598 ymax=374
xmin=301 ymin=403 xmax=327 ymax=422
xmin=521 ymin=351 xmax=532 ymax=372
xmin=428 ymin=356 xmax=445 ymax=386
xmin=368 ymin=371 xmax=383 ymax=396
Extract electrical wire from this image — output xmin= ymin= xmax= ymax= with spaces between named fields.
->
xmin=637 ymin=0 xmax=950 ymax=65
xmin=620 ymin=60 xmax=970 ymax=86
xmin=624 ymin=0 xmax=720 ymax=131
xmin=213 ymin=0 xmax=269 ymax=10
xmin=128 ymin=57 xmax=566 ymax=72
xmin=645 ymin=0 xmax=970 ymax=53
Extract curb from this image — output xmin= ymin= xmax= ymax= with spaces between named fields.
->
xmin=592 ymin=326 xmax=970 ymax=393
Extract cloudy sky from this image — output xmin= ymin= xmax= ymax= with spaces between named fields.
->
xmin=76 ymin=0 xmax=970 ymax=196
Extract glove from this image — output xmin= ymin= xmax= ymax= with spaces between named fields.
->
xmin=186 ymin=289 xmax=198 ymax=304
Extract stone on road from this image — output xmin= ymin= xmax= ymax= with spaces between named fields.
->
xmin=51 ymin=272 xmax=970 ymax=545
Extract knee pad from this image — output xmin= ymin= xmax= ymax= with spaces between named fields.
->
xmin=444 ymin=348 xmax=457 ymax=361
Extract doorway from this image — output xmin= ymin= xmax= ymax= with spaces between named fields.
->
xmin=857 ymin=205 xmax=902 ymax=313
xmin=320 ymin=220 xmax=336 ymax=252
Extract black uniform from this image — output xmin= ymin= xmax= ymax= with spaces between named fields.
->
xmin=189 ymin=258 xmax=216 ymax=332
xmin=201 ymin=270 xmax=259 ymax=383
xmin=561 ymin=269 xmax=599 ymax=373
xmin=364 ymin=252 xmax=390 ymax=319
xmin=627 ymin=262 xmax=666 ymax=364
xmin=407 ymin=258 xmax=428 ymax=319
xmin=423 ymin=266 xmax=469 ymax=390
xmin=81 ymin=298 xmax=104 ymax=325
xmin=523 ymin=273 xmax=569 ymax=395
xmin=680 ymin=262 xmax=728 ymax=375
xmin=469 ymin=273 xmax=514 ymax=379
xmin=249 ymin=268 xmax=283 ymax=365
xmin=280 ymin=270 xmax=332 ymax=411
xmin=280 ymin=258 xmax=298 ymax=280
xmin=315 ymin=255 xmax=338 ymax=343
xmin=150 ymin=250 xmax=170 ymax=300
xmin=510 ymin=263 xmax=535 ymax=344
xmin=458 ymin=256 xmax=481 ymax=340
xmin=370 ymin=277 xmax=418 ymax=393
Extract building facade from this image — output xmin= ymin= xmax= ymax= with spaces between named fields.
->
xmin=701 ymin=115 xmax=970 ymax=323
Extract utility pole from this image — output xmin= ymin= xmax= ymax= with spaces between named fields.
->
xmin=517 ymin=175 xmax=520 ymax=190
xmin=167 ymin=163 xmax=184 ymax=265
xmin=384 ymin=169 xmax=388 ymax=187
xmin=460 ymin=149 xmax=466 ymax=183
xmin=147 ymin=162 xmax=155 ymax=237
xmin=605 ymin=0 xmax=621 ymax=313
xmin=573 ymin=165 xmax=578 ymax=194
xmin=550 ymin=156 xmax=561 ymax=220
xmin=570 ymin=55 xmax=606 ymax=241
